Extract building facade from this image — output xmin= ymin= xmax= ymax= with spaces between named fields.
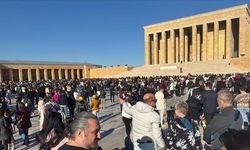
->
xmin=0 ymin=60 xmax=99 ymax=82
xmin=144 ymin=4 xmax=250 ymax=65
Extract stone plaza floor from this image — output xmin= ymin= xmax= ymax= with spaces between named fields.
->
xmin=12 ymin=93 xmax=186 ymax=150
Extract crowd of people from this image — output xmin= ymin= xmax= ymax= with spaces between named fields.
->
xmin=0 ymin=72 xmax=249 ymax=150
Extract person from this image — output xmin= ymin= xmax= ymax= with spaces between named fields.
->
xmin=90 ymin=95 xmax=100 ymax=119
xmin=201 ymin=82 xmax=218 ymax=125
xmin=0 ymin=110 xmax=10 ymax=150
xmin=58 ymin=112 xmax=102 ymax=150
xmin=59 ymin=90 xmax=68 ymax=120
xmin=99 ymin=88 xmax=106 ymax=110
xmin=122 ymin=93 xmax=165 ymax=150
xmin=38 ymin=100 xmax=49 ymax=131
xmin=186 ymin=79 xmax=204 ymax=122
xmin=203 ymin=90 xmax=243 ymax=150
xmin=233 ymin=86 xmax=250 ymax=129
xmin=37 ymin=112 xmax=68 ymax=150
xmin=4 ymin=109 xmax=15 ymax=150
xmin=67 ymin=89 xmax=76 ymax=118
xmin=163 ymin=101 xmax=201 ymax=150
xmin=121 ymin=95 xmax=133 ymax=149
xmin=155 ymin=87 xmax=166 ymax=127
xmin=15 ymin=102 xmax=32 ymax=146
xmin=219 ymin=129 xmax=250 ymax=150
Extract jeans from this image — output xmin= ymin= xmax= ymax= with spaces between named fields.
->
xmin=19 ymin=128 xmax=29 ymax=144
xmin=134 ymin=142 xmax=156 ymax=150
xmin=122 ymin=117 xmax=132 ymax=137
xmin=60 ymin=105 xmax=68 ymax=119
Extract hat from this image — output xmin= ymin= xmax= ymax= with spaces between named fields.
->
xmin=92 ymin=95 xmax=97 ymax=99
xmin=79 ymin=96 xmax=84 ymax=101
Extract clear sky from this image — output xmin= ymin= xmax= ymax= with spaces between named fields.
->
xmin=0 ymin=0 xmax=249 ymax=66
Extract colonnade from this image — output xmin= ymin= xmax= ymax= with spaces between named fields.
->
xmin=145 ymin=17 xmax=245 ymax=65
xmin=0 ymin=67 xmax=86 ymax=82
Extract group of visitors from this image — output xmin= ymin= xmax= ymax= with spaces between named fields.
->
xmin=0 ymin=72 xmax=249 ymax=150
xmin=120 ymin=73 xmax=250 ymax=150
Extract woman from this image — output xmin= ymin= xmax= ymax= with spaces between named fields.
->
xmin=15 ymin=102 xmax=32 ymax=146
xmin=0 ymin=110 xmax=10 ymax=150
xmin=37 ymin=112 xmax=68 ymax=150
xmin=38 ymin=100 xmax=49 ymax=130
xmin=163 ymin=101 xmax=201 ymax=150
xmin=90 ymin=95 xmax=100 ymax=119
xmin=100 ymin=88 xmax=106 ymax=110
xmin=4 ymin=109 xmax=15 ymax=150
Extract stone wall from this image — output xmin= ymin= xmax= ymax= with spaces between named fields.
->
xmin=230 ymin=57 xmax=250 ymax=70
xmin=90 ymin=66 xmax=132 ymax=78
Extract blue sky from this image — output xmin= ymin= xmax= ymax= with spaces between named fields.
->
xmin=0 ymin=0 xmax=249 ymax=66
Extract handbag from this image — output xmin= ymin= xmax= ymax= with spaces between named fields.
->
xmin=16 ymin=115 xmax=24 ymax=127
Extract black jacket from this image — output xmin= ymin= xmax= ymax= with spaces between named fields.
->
xmin=202 ymin=90 xmax=218 ymax=116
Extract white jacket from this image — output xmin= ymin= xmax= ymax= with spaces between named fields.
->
xmin=123 ymin=101 xmax=165 ymax=149
xmin=122 ymin=102 xmax=132 ymax=119
xmin=155 ymin=91 xmax=166 ymax=110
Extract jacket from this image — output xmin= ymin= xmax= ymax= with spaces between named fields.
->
xmin=163 ymin=117 xmax=201 ymax=150
xmin=123 ymin=101 xmax=165 ymax=149
xmin=155 ymin=91 xmax=166 ymax=110
xmin=203 ymin=106 xmax=242 ymax=149
xmin=90 ymin=99 xmax=100 ymax=111
xmin=15 ymin=108 xmax=32 ymax=129
xmin=0 ymin=117 xmax=9 ymax=140
xmin=59 ymin=94 xmax=68 ymax=106
xmin=122 ymin=102 xmax=132 ymax=119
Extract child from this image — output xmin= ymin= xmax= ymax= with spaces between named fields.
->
xmin=90 ymin=95 xmax=100 ymax=119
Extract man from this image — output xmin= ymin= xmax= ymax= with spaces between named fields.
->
xmin=201 ymin=82 xmax=218 ymax=125
xmin=59 ymin=112 xmax=101 ymax=150
xmin=123 ymin=93 xmax=165 ymax=150
xmin=203 ymin=90 xmax=243 ymax=150
xmin=155 ymin=87 xmax=166 ymax=127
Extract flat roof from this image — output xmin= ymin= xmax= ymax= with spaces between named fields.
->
xmin=0 ymin=60 xmax=99 ymax=66
xmin=144 ymin=4 xmax=249 ymax=29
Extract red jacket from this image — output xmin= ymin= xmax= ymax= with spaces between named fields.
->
xmin=15 ymin=108 xmax=32 ymax=129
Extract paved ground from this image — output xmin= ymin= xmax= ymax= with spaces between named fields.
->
xmin=12 ymin=93 xmax=187 ymax=150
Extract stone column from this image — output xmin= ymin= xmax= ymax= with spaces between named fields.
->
xmin=197 ymin=30 xmax=201 ymax=61
xmin=179 ymin=28 xmax=184 ymax=62
xmin=28 ymin=69 xmax=32 ymax=81
xmin=0 ymin=69 xmax=2 ymax=82
xmin=169 ymin=30 xmax=175 ymax=63
xmin=51 ymin=69 xmax=55 ymax=80
xmin=153 ymin=33 xmax=158 ymax=64
xmin=71 ymin=69 xmax=75 ymax=79
xmin=44 ymin=69 xmax=48 ymax=80
xmin=175 ymin=31 xmax=179 ymax=63
xmin=82 ymin=69 xmax=85 ymax=79
xmin=192 ymin=25 xmax=197 ymax=62
xmin=161 ymin=31 xmax=167 ymax=64
xmin=202 ymin=23 xmax=207 ymax=61
xmin=65 ymin=69 xmax=69 ymax=79
xmin=145 ymin=33 xmax=150 ymax=65
xmin=18 ymin=69 xmax=23 ymax=82
xmin=214 ymin=21 xmax=219 ymax=60
xmin=9 ymin=69 xmax=14 ymax=81
xmin=36 ymin=69 xmax=40 ymax=80
xmin=184 ymin=31 xmax=188 ymax=62
xmin=226 ymin=19 xmax=232 ymax=59
xmin=58 ymin=69 xmax=62 ymax=79
xmin=239 ymin=16 xmax=246 ymax=57
xmin=77 ymin=69 xmax=80 ymax=79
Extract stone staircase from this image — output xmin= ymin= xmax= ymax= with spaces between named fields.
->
xmin=114 ymin=60 xmax=249 ymax=77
